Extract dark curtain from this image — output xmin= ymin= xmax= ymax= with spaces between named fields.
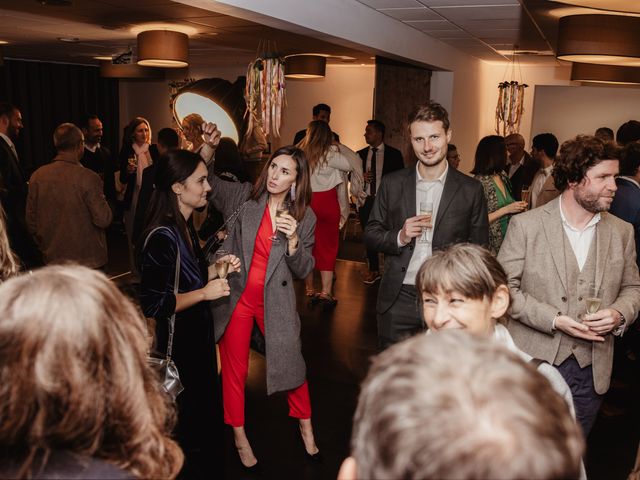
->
xmin=0 ymin=59 xmax=119 ymax=175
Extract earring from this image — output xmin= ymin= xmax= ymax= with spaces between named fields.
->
xmin=290 ymin=183 xmax=296 ymax=201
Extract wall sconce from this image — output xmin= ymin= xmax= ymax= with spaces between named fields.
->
xmin=550 ymin=1 xmax=640 ymax=14
xmin=557 ymin=15 xmax=640 ymax=66
xmin=571 ymin=62 xmax=640 ymax=85
xmin=285 ymin=55 xmax=326 ymax=79
xmin=137 ymin=30 xmax=189 ymax=68
xmin=99 ymin=60 xmax=164 ymax=79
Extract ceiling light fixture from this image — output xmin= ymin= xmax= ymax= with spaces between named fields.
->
xmin=284 ymin=55 xmax=326 ymax=79
xmin=556 ymin=14 xmax=640 ymax=66
xmin=57 ymin=37 xmax=79 ymax=43
xmin=550 ymin=1 xmax=640 ymax=15
xmin=0 ymin=41 xmax=8 ymax=45
xmin=137 ymin=30 xmax=189 ymax=68
xmin=99 ymin=60 xmax=164 ymax=79
xmin=571 ymin=62 xmax=640 ymax=85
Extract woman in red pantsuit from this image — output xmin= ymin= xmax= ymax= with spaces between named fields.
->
xmin=299 ymin=121 xmax=364 ymax=305
xmin=207 ymin=144 xmax=320 ymax=470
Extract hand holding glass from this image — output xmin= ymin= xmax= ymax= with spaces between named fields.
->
xmin=585 ymin=282 xmax=601 ymax=315
xmin=270 ymin=201 xmax=291 ymax=243
xmin=418 ymin=201 xmax=434 ymax=244
xmin=521 ymin=186 xmax=531 ymax=204
xmin=214 ymin=249 xmax=231 ymax=279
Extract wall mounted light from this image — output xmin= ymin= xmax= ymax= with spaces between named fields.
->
xmin=557 ymin=15 xmax=640 ymax=66
xmin=137 ymin=30 xmax=189 ymax=68
xmin=550 ymin=1 xmax=640 ymax=14
xmin=285 ymin=55 xmax=326 ymax=79
xmin=571 ymin=62 xmax=640 ymax=85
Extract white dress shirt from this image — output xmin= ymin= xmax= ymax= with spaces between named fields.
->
xmin=400 ymin=161 xmax=449 ymax=285
xmin=559 ymin=196 xmax=600 ymax=271
xmin=508 ymin=157 xmax=524 ymax=178
xmin=365 ymin=143 xmax=385 ymax=196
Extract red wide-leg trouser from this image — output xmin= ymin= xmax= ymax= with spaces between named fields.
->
xmin=218 ymin=296 xmax=312 ymax=427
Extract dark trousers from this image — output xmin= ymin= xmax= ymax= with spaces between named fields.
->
xmin=359 ymin=196 xmax=379 ymax=271
xmin=556 ymin=356 xmax=604 ymax=437
xmin=377 ymin=284 xmax=423 ymax=351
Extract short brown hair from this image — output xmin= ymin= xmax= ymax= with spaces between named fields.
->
xmin=416 ymin=243 xmax=508 ymax=302
xmin=351 ymin=331 xmax=584 ymax=480
xmin=53 ymin=123 xmax=83 ymax=152
xmin=0 ymin=265 xmax=183 ymax=478
xmin=554 ymin=135 xmax=621 ymax=192
xmin=408 ymin=101 xmax=450 ymax=131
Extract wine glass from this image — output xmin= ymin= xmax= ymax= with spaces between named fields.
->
xmin=214 ymin=249 xmax=231 ymax=280
xmin=521 ymin=185 xmax=531 ymax=204
xmin=585 ymin=282 xmax=601 ymax=315
xmin=418 ymin=201 xmax=433 ymax=244
xmin=270 ymin=201 xmax=291 ymax=243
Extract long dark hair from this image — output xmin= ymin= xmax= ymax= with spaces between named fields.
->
xmin=297 ymin=120 xmax=333 ymax=172
xmin=139 ymin=149 xmax=203 ymax=252
xmin=215 ymin=137 xmax=250 ymax=182
xmin=250 ymin=146 xmax=311 ymax=221
xmin=471 ymin=135 xmax=508 ymax=175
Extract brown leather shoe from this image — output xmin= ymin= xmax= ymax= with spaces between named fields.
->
xmin=362 ymin=270 xmax=381 ymax=285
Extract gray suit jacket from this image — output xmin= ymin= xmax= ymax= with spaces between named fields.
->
xmin=207 ymin=175 xmax=316 ymax=395
xmin=498 ymin=197 xmax=640 ymax=393
xmin=364 ymin=165 xmax=489 ymax=314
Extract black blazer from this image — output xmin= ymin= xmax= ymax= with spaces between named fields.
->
xmin=364 ymin=165 xmax=489 ymax=314
xmin=357 ymin=143 xmax=404 ymax=183
xmin=509 ymin=152 xmax=539 ymax=201
xmin=118 ymin=143 xmax=159 ymax=210
xmin=0 ymin=137 xmax=42 ymax=267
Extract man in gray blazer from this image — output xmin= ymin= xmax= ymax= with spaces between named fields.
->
xmin=364 ymin=102 xmax=489 ymax=350
xmin=498 ymin=135 xmax=640 ymax=436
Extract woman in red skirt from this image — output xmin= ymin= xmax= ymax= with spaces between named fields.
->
xmin=299 ymin=121 xmax=364 ymax=305
xmin=207 ymin=144 xmax=319 ymax=471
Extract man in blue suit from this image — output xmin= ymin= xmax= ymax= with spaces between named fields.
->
xmin=609 ymin=143 xmax=640 ymax=268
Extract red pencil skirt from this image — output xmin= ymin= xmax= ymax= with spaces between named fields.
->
xmin=310 ymin=188 xmax=340 ymax=271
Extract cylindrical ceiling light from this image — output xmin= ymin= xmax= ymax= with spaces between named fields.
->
xmin=571 ymin=62 xmax=640 ymax=85
xmin=550 ymin=1 xmax=640 ymax=14
xmin=285 ymin=55 xmax=326 ymax=79
xmin=137 ymin=30 xmax=188 ymax=68
xmin=99 ymin=60 xmax=164 ymax=79
xmin=557 ymin=15 xmax=640 ymax=66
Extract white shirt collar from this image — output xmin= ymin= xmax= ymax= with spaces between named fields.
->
xmin=84 ymin=143 xmax=100 ymax=153
xmin=543 ymin=164 xmax=553 ymax=175
xmin=416 ymin=159 xmax=448 ymax=185
xmin=370 ymin=143 xmax=385 ymax=153
xmin=558 ymin=195 xmax=601 ymax=232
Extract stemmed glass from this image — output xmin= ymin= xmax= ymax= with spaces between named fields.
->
xmin=418 ymin=201 xmax=434 ymax=244
xmin=270 ymin=201 xmax=291 ymax=243
xmin=214 ymin=249 xmax=230 ymax=279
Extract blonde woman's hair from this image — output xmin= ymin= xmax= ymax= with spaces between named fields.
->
xmin=0 ymin=265 xmax=183 ymax=478
xmin=0 ymin=205 xmax=19 ymax=281
xmin=297 ymin=120 xmax=334 ymax=172
xmin=182 ymin=113 xmax=204 ymax=133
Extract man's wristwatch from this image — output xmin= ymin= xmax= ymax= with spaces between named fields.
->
xmin=613 ymin=312 xmax=626 ymax=337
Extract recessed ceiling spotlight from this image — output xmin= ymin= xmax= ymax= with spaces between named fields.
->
xmin=37 ymin=0 xmax=72 ymax=5
xmin=57 ymin=37 xmax=79 ymax=43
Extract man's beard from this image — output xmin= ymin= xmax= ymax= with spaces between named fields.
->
xmin=574 ymin=189 xmax=612 ymax=213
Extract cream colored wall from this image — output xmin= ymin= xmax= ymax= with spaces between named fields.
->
xmin=277 ymin=64 xmax=375 ymax=152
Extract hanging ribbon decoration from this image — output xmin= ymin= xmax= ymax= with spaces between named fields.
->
xmin=245 ymin=40 xmax=286 ymax=138
xmin=495 ymin=48 xmax=528 ymax=136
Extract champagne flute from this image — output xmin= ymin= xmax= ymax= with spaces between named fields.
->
xmin=418 ymin=201 xmax=433 ymax=244
xmin=521 ymin=185 xmax=531 ymax=204
xmin=585 ymin=282 xmax=601 ymax=315
xmin=214 ymin=249 xmax=231 ymax=279
xmin=270 ymin=201 xmax=291 ymax=243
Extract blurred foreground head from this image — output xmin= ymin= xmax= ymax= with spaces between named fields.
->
xmin=0 ymin=265 xmax=183 ymax=479
xmin=340 ymin=331 xmax=583 ymax=480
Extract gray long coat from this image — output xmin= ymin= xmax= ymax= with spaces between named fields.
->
xmin=208 ymin=175 xmax=316 ymax=395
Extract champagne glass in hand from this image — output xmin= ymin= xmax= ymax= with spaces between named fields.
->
xmin=270 ymin=201 xmax=291 ymax=243
xmin=418 ymin=201 xmax=433 ymax=244
xmin=214 ymin=249 xmax=231 ymax=279
xmin=521 ymin=185 xmax=531 ymax=204
xmin=585 ymin=282 xmax=601 ymax=315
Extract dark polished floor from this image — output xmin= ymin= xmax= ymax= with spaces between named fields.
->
xmin=107 ymin=227 xmax=640 ymax=480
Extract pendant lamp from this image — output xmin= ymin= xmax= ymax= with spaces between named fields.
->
xmin=285 ymin=55 xmax=326 ymax=79
xmin=137 ymin=30 xmax=189 ymax=68
xmin=557 ymin=15 xmax=640 ymax=66
xmin=571 ymin=62 xmax=640 ymax=85
xmin=550 ymin=1 xmax=640 ymax=14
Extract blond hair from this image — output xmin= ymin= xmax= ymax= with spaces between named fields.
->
xmin=351 ymin=331 xmax=584 ymax=480
xmin=0 ymin=265 xmax=183 ymax=478
xmin=0 ymin=205 xmax=19 ymax=281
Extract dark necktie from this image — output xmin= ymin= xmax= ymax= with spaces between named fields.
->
xmin=370 ymin=147 xmax=378 ymax=196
